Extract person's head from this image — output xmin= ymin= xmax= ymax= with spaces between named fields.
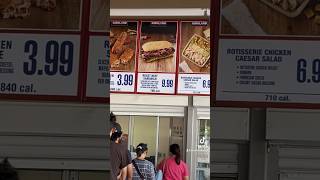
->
xmin=136 ymin=143 xmax=148 ymax=159
xmin=170 ymin=144 xmax=181 ymax=165
xmin=0 ymin=158 xmax=19 ymax=180
xmin=121 ymin=134 xmax=129 ymax=142
xmin=110 ymin=112 xmax=116 ymax=122
xmin=110 ymin=128 xmax=122 ymax=143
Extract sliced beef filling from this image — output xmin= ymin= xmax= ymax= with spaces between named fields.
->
xmin=142 ymin=47 xmax=175 ymax=60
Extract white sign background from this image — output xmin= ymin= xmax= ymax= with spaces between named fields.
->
xmin=0 ymin=33 xmax=80 ymax=96
xmin=178 ymin=74 xmax=210 ymax=95
xmin=216 ymin=39 xmax=320 ymax=104
xmin=86 ymin=36 xmax=109 ymax=98
xmin=137 ymin=73 xmax=175 ymax=94
xmin=110 ymin=72 xmax=135 ymax=92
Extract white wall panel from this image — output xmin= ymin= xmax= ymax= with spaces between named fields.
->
xmin=212 ymin=108 xmax=249 ymax=140
xmin=267 ymin=109 xmax=320 ymax=141
xmin=0 ymin=101 xmax=108 ymax=170
xmin=110 ymin=94 xmax=188 ymax=107
xmin=110 ymin=104 xmax=185 ymax=117
xmin=211 ymin=143 xmax=239 ymax=174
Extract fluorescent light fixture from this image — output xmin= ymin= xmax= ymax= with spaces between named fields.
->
xmin=110 ymin=8 xmax=210 ymax=17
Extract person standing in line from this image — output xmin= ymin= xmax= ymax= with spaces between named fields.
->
xmin=110 ymin=112 xmax=133 ymax=180
xmin=110 ymin=128 xmax=131 ymax=180
xmin=120 ymin=133 xmax=133 ymax=180
xmin=110 ymin=112 xmax=122 ymax=133
xmin=157 ymin=144 xmax=189 ymax=180
xmin=0 ymin=157 xmax=19 ymax=180
xmin=132 ymin=143 xmax=156 ymax=180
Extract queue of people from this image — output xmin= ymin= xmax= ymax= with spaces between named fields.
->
xmin=110 ymin=112 xmax=189 ymax=180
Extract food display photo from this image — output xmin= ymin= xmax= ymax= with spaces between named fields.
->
xmin=110 ymin=21 xmax=138 ymax=72
xmin=221 ymin=0 xmax=320 ymax=36
xmin=180 ymin=21 xmax=210 ymax=74
xmin=0 ymin=0 xmax=81 ymax=30
xmin=138 ymin=21 xmax=178 ymax=73
xmin=90 ymin=0 xmax=108 ymax=31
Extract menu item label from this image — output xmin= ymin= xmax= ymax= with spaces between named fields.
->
xmin=0 ymin=33 xmax=80 ymax=96
xmin=110 ymin=21 xmax=137 ymax=72
xmin=86 ymin=36 xmax=108 ymax=98
xmin=110 ymin=21 xmax=137 ymax=93
xmin=178 ymin=74 xmax=210 ymax=95
xmin=178 ymin=21 xmax=210 ymax=95
xmin=216 ymin=39 xmax=320 ymax=104
xmin=137 ymin=73 xmax=175 ymax=94
xmin=110 ymin=72 xmax=135 ymax=92
xmin=137 ymin=21 xmax=178 ymax=94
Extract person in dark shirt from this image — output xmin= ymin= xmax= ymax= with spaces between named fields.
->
xmin=0 ymin=157 xmax=19 ymax=180
xmin=110 ymin=112 xmax=122 ymax=134
xmin=110 ymin=112 xmax=132 ymax=180
xmin=110 ymin=128 xmax=131 ymax=180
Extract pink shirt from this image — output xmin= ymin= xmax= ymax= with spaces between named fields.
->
xmin=157 ymin=156 xmax=189 ymax=180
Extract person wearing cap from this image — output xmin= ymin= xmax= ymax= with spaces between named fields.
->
xmin=110 ymin=113 xmax=132 ymax=180
xmin=132 ymin=143 xmax=155 ymax=180
xmin=110 ymin=112 xmax=122 ymax=134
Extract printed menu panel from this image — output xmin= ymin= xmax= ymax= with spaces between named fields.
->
xmin=216 ymin=39 xmax=320 ymax=104
xmin=86 ymin=36 xmax=108 ymax=98
xmin=137 ymin=21 xmax=178 ymax=94
xmin=213 ymin=0 xmax=320 ymax=107
xmin=0 ymin=33 xmax=80 ymax=96
xmin=110 ymin=21 xmax=138 ymax=93
xmin=220 ymin=0 xmax=320 ymax=36
xmin=178 ymin=21 xmax=210 ymax=95
xmin=90 ymin=0 xmax=108 ymax=31
xmin=0 ymin=0 xmax=81 ymax=30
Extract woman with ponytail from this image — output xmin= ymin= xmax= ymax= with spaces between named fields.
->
xmin=157 ymin=144 xmax=189 ymax=180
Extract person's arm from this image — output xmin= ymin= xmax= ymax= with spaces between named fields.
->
xmin=127 ymin=163 xmax=133 ymax=180
xmin=182 ymin=162 xmax=189 ymax=180
xmin=156 ymin=159 xmax=163 ymax=170
xmin=120 ymin=166 xmax=127 ymax=180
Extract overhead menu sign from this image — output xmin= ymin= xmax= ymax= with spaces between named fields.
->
xmin=109 ymin=20 xmax=210 ymax=96
xmin=213 ymin=0 xmax=320 ymax=107
xmin=178 ymin=21 xmax=210 ymax=95
xmin=0 ymin=0 xmax=109 ymax=103
xmin=0 ymin=34 xmax=80 ymax=96
xmin=0 ymin=0 xmax=83 ymax=101
xmin=110 ymin=21 xmax=138 ymax=93
xmin=84 ymin=0 xmax=109 ymax=102
xmin=137 ymin=21 xmax=178 ymax=94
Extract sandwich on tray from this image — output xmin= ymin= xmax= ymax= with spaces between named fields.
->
xmin=141 ymin=41 xmax=175 ymax=62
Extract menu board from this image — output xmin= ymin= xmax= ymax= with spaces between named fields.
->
xmin=213 ymin=0 xmax=320 ymax=107
xmin=109 ymin=20 xmax=210 ymax=96
xmin=110 ymin=21 xmax=138 ymax=93
xmin=85 ymin=0 xmax=108 ymax=102
xmin=0 ymin=0 xmax=109 ymax=103
xmin=178 ymin=21 xmax=210 ymax=95
xmin=137 ymin=21 xmax=178 ymax=94
xmin=0 ymin=0 xmax=82 ymax=101
xmin=0 ymin=34 xmax=80 ymax=96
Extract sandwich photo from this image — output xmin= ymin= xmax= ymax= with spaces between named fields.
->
xmin=141 ymin=41 xmax=175 ymax=62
